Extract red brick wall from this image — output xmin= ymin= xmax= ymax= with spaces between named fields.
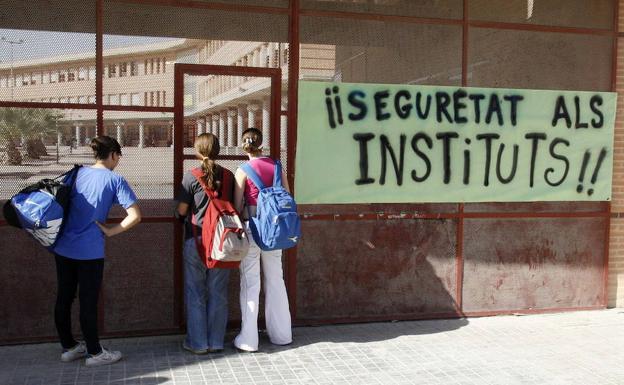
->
xmin=609 ymin=1 xmax=624 ymax=307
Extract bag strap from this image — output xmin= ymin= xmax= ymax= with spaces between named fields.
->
xmin=272 ymin=159 xmax=283 ymax=188
xmin=189 ymin=167 xmax=232 ymax=264
xmin=59 ymin=164 xmax=82 ymax=183
xmin=191 ymin=167 xmax=227 ymax=200
xmin=240 ymin=162 xmax=266 ymax=190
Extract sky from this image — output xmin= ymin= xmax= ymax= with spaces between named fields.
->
xmin=0 ymin=29 xmax=179 ymax=63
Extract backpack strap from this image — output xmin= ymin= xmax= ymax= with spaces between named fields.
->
xmin=273 ymin=159 xmax=283 ymax=188
xmin=240 ymin=162 xmax=266 ymax=190
xmin=191 ymin=167 xmax=220 ymax=200
xmin=189 ymin=167 xmax=231 ymax=264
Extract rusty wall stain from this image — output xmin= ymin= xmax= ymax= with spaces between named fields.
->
xmin=296 ymin=219 xmax=458 ymax=320
xmin=462 ymin=217 xmax=605 ymax=312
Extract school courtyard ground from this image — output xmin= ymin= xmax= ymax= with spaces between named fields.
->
xmin=1 ymin=309 xmax=623 ymax=385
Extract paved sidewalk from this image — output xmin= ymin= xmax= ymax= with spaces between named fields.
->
xmin=1 ymin=309 xmax=624 ymax=385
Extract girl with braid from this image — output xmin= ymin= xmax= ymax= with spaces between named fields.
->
xmin=175 ymin=133 xmax=234 ymax=353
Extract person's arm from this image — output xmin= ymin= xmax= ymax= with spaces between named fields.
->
xmin=175 ymin=172 xmax=194 ymax=221
xmin=281 ymin=167 xmax=291 ymax=194
xmin=96 ymin=204 xmax=141 ymax=237
xmin=234 ymin=168 xmax=247 ymax=213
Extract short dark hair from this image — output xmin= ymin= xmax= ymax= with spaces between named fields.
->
xmin=90 ymin=136 xmax=122 ymax=160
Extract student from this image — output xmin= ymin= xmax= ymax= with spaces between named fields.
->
xmin=176 ymin=133 xmax=233 ymax=354
xmin=52 ymin=136 xmax=141 ymax=366
xmin=233 ymin=128 xmax=292 ymax=352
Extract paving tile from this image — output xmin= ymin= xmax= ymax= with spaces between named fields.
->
xmin=3 ymin=310 xmax=624 ymax=385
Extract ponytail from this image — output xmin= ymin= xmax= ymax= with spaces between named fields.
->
xmin=194 ymin=133 xmax=221 ymax=191
xmin=200 ymin=156 xmax=221 ymax=191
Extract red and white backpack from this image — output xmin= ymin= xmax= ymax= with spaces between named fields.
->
xmin=191 ymin=167 xmax=249 ymax=269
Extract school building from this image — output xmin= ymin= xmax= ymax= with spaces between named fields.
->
xmin=0 ymin=0 xmax=623 ymax=344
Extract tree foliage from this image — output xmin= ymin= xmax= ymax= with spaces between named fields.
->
xmin=0 ymin=108 xmax=64 ymax=165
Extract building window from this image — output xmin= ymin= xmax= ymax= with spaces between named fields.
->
xmin=120 ymin=93 xmax=129 ymax=105
xmin=110 ymin=94 xmax=119 ymax=105
xmin=41 ymin=72 xmax=49 ymax=84
xmin=15 ymin=74 xmax=22 ymax=87
xmin=162 ymin=90 xmax=166 ymax=105
xmin=107 ymin=63 xmax=116 ymax=78
xmin=144 ymin=91 xmax=148 ymax=106
xmin=50 ymin=72 xmax=58 ymax=83
xmin=150 ymin=91 xmax=154 ymax=106
xmin=156 ymin=59 xmax=161 ymax=74
xmin=130 ymin=62 xmax=138 ymax=76
xmin=68 ymin=69 xmax=76 ymax=82
xmin=88 ymin=66 xmax=95 ymax=80
xmin=30 ymin=73 xmax=38 ymax=85
xmin=58 ymin=71 xmax=66 ymax=82
xmin=78 ymin=67 xmax=87 ymax=81
xmin=144 ymin=59 xmax=148 ymax=75
xmin=88 ymin=95 xmax=95 ymax=104
xmin=78 ymin=96 xmax=86 ymax=104
xmin=68 ymin=96 xmax=75 ymax=103
xmin=150 ymin=59 xmax=154 ymax=75
xmin=119 ymin=62 xmax=128 ymax=77
xmin=0 ymin=76 xmax=6 ymax=88
xmin=131 ymin=93 xmax=141 ymax=106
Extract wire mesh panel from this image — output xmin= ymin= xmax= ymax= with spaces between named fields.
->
xmin=300 ymin=16 xmax=462 ymax=86
xmin=468 ymin=0 xmax=613 ymax=29
xmin=468 ymin=28 xmax=612 ymax=91
xmin=0 ymin=107 xmax=96 ymax=200
xmin=102 ymin=111 xmax=174 ymax=218
xmin=184 ymin=73 xmax=276 ymax=155
xmin=102 ymin=2 xmax=289 ymax=109
xmin=0 ymin=1 xmax=96 ymax=105
xmin=301 ymin=0 xmax=462 ymax=19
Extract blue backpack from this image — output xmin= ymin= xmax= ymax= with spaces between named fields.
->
xmin=241 ymin=159 xmax=301 ymax=251
xmin=3 ymin=165 xmax=81 ymax=250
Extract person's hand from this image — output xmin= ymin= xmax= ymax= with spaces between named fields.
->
xmin=95 ymin=221 xmax=114 ymax=237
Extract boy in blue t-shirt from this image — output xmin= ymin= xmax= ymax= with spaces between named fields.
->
xmin=52 ymin=136 xmax=141 ymax=367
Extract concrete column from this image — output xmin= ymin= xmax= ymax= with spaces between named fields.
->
xmin=218 ymin=111 xmax=226 ymax=146
xmin=212 ymin=115 xmax=219 ymax=137
xmin=75 ymin=125 xmax=82 ymax=146
xmin=57 ymin=131 xmax=62 ymax=147
xmin=138 ymin=121 xmax=145 ymax=148
xmin=281 ymin=98 xmax=288 ymax=151
xmin=204 ymin=115 xmax=210 ymax=135
xmin=197 ymin=119 xmax=204 ymax=136
xmin=115 ymin=122 xmax=123 ymax=146
xmin=262 ymin=98 xmax=270 ymax=149
xmin=227 ymin=109 xmax=236 ymax=148
xmin=261 ymin=43 xmax=268 ymax=67
xmin=248 ymin=103 xmax=259 ymax=129
xmin=237 ymin=104 xmax=246 ymax=145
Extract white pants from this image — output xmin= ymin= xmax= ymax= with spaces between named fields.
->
xmin=234 ymin=225 xmax=292 ymax=351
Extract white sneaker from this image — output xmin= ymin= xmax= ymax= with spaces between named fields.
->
xmin=85 ymin=348 xmax=123 ymax=367
xmin=61 ymin=341 xmax=87 ymax=362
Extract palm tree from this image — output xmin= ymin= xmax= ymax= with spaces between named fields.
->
xmin=0 ymin=108 xmax=64 ymax=165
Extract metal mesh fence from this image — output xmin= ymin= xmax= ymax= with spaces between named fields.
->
xmin=0 ymin=107 xmax=96 ymax=200
xmin=300 ymin=16 xmax=462 ymax=86
xmin=301 ymin=0 xmax=462 ymax=19
xmin=102 ymin=111 xmax=174 ymax=209
xmin=0 ymin=27 xmax=96 ymax=105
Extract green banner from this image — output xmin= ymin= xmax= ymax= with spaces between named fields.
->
xmin=295 ymin=81 xmax=616 ymax=204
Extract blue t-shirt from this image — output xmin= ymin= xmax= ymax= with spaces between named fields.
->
xmin=53 ymin=166 xmax=137 ymax=260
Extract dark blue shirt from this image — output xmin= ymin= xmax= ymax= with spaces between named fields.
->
xmin=53 ymin=166 xmax=137 ymax=260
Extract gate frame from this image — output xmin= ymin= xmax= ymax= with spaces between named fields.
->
xmin=173 ymin=63 xmax=283 ymax=327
